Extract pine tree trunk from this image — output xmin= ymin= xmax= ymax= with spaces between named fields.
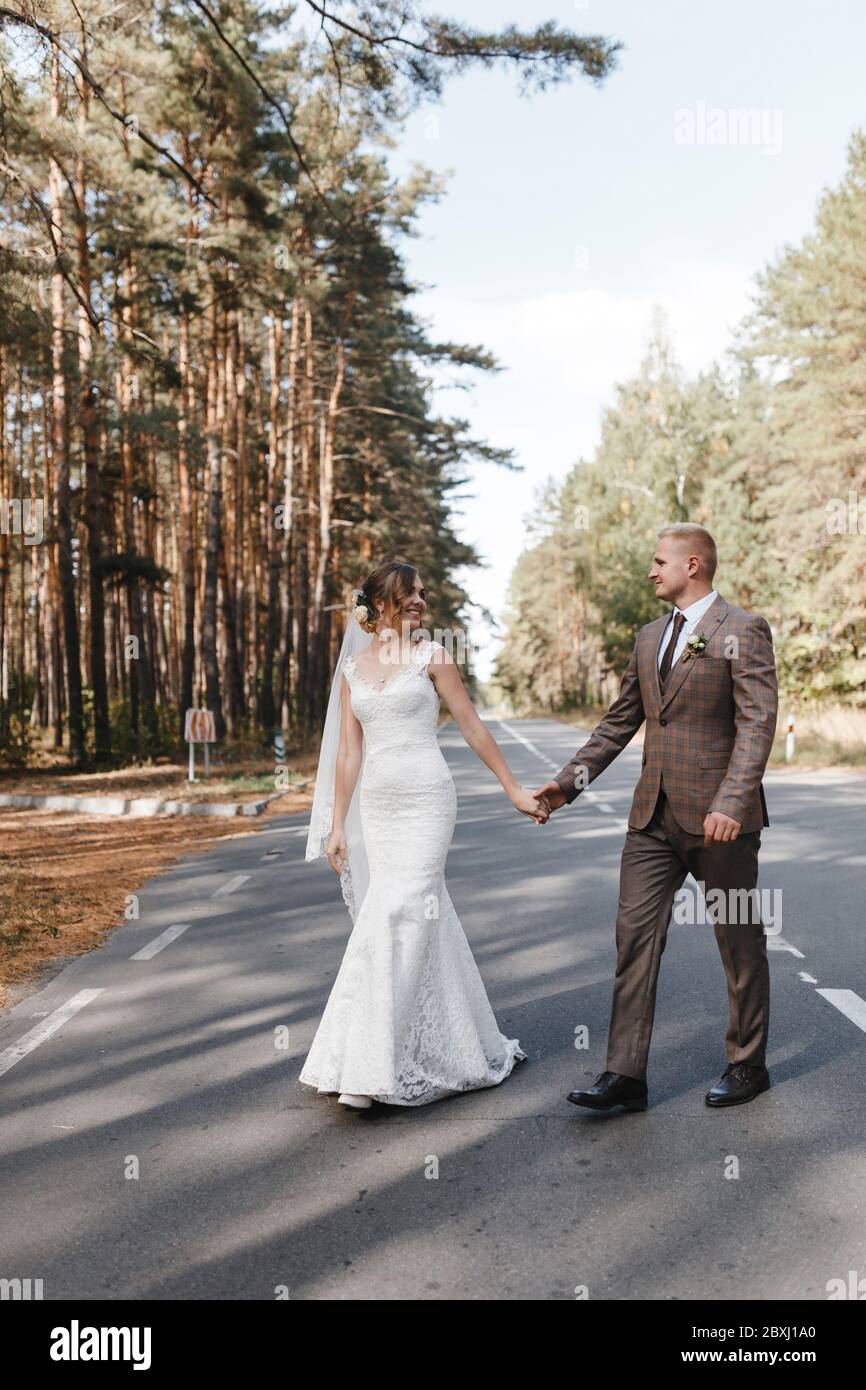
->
xmin=259 ymin=314 xmax=282 ymax=733
xmin=177 ymin=310 xmax=196 ymax=733
xmin=309 ymin=339 xmax=344 ymax=726
xmin=76 ymin=40 xmax=110 ymax=760
xmin=50 ymin=44 xmax=84 ymax=765
xmin=278 ymin=295 xmax=299 ymax=730
xmin=0 ymin=347 xmax=8 ymax=743
xmin=201 ymin=297 xmax=225 ymax=738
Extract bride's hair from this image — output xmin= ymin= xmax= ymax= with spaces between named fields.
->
xmin=356 ymin=559 xmax=419 ymax=634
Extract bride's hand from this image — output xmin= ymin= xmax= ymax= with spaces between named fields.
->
xmin=510 ymin=785 xmax=550 ymax=824
xmin=326 ymin=827 xmax=348 ymax=874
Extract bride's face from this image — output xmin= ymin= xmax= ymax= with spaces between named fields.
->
xmin=377 ymin=573 xmax=427 ymax=635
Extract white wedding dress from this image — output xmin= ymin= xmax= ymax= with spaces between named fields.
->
xmin=299 ymin=637 xmax=525 ymax=1106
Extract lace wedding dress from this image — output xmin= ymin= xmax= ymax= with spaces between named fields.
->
xmin=299 ymin=637 xmax=525 ymax=1106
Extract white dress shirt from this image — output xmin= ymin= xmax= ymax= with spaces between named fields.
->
xmin=657 ymin=589 xmax=718 ymax=670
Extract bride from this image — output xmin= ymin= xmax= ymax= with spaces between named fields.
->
xmin=301 ymin=559 xmax=549 ymax=1110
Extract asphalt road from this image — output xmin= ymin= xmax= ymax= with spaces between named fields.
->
xmin=1 ymin=717 xmax=864 ymax=1301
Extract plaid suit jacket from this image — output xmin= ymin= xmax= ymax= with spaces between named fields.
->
xmin=553 ymin=594 xmax=778 ymax=835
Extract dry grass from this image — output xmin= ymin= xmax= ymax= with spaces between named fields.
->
xmin=0 ymin=755 xmax=313 ymax=805
xmin=0 ymin=764 xmax=317 ymax=1012
xmin=521 ymin=702 xmax=864 ymax=770
xmin=768 ymin=703 xmax=866 ymax=770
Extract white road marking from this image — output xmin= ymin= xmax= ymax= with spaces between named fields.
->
xmin=0 ymin=989 xmax=105 ymax=1079
xmin=766 ymin=936 xmax=805 ymax=958
xmin=131 ymin=923 xmax=191 ymax=960
xmin=816 ymin=989 xmax=866 ymax=1035
xmin=497 ymin=720 xmax=560 ymax=773
xmin=496 ymin=720 xmax=619 ymax=812
xmin=799 ymin=972 xmax=818 ymax=984
xmin=212 ymin=874 xmax=249 ymax=898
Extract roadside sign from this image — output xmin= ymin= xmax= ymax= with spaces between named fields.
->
xmin=185 ymin=708 xmax=216 ymax=781
xmin=184 ymin=708 xmax=216 ymax=743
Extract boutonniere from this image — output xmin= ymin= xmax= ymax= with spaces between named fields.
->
xmin=681 ymin=631 xmax=709 ymax=662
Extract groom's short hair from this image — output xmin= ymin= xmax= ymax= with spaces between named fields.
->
xmin=657 ymin=523 xmax=718 ymax=580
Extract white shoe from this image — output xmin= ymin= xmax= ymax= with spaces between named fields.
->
xmin=338 ymin=1092 xmax=372 ymax=1109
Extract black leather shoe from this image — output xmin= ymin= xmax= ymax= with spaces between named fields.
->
xmin=705 ymin=1062 xmax=770 ymax=1107
xmin=567 ymin=1070 xmax=648 ymax=1111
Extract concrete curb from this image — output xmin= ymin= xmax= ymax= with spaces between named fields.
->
xmin=0 ymin=789 xmax=294 ymax=819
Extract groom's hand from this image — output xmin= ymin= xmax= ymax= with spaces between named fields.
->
xmin=533 ymin=780 xmax=567 ymax=813
xmin=703 ymin=811 xmax=742 ymax=845
xmin=510 ymin=785 xmax=550 ymax=823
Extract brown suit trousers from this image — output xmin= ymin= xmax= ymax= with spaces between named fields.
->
xmin=605 ymin=786 xmax=770 ymax=1080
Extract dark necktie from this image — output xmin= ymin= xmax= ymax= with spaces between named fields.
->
xmin=658 ymin=611 xmax=686 ymax=691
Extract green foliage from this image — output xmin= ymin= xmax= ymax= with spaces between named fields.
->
xmin=499 ymin=137 xmax=866 ymax=717
xmin=0 ymin=0 xmax=624 ymax=765
xmin=497 ymin=313 xmax=734 ymax=708
xmin=101 ymin=697 xmax=178 ymax=765
xmin=0 ymin=708 xmax=34 ymax=766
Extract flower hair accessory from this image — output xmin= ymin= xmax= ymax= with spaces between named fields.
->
xmin=352 ymin=587 xmax=374 ymax=627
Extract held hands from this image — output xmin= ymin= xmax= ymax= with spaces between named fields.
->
xmin=510 ymin=784 xmax=551 ymax=824
xmin=703 ymin=811 xmax=742 ymax=846
xmin=532 ymin=780 xmax=567 ymax=814
xmin=325 ymin=826 xmax=349 ymax=875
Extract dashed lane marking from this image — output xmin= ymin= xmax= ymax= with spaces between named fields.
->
xmin=130 ymin=924 xmax=192 ymax=960
xmin=211 ymin=874 xmax=250 ymax=898
xmin=816 ymin=989 xmax=866 ymax=1035
xmin=0 ymin=989 xmax=105 ymax=1079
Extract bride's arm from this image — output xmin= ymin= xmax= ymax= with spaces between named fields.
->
xmin=429 ymin=649 xmax=548 ymax=824
xmin=326 ymin=676 xmax=363 ymax=873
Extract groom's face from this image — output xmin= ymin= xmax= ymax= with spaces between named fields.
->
xmin=649 ymin=538 xmax=693 ymax=604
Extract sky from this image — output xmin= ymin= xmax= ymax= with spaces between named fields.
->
xmin=383 ymin=0 xmax=866 ymax=677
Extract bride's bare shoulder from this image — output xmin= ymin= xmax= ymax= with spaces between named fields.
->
xmin=418 ymin=636 xmax=455 ymax=671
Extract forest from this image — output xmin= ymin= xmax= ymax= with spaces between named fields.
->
xmin=496 ymin=136 xmax=866 ymax=717
xmin=0 ymin=1 xmax=618 ymax=765
xmin=2 ymin=3 xmax=862 ymax=769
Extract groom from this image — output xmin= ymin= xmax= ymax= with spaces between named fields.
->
xmin=535 ymin=523 xmax=778 ymax=1111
